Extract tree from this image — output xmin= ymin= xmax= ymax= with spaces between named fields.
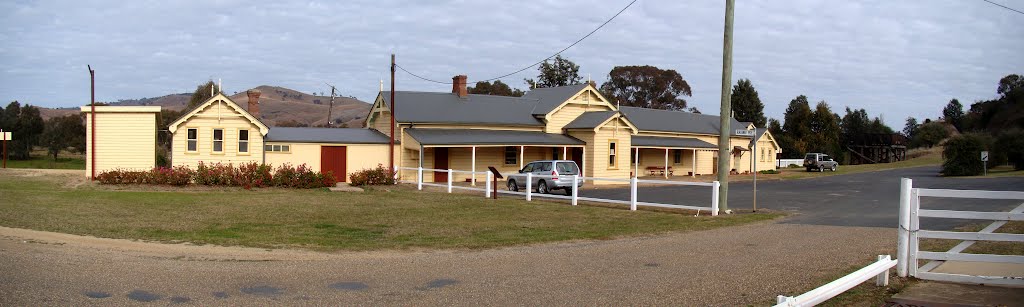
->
xmin=942 ymin=133 xmax=992 ymax=176
xmin=942 ymin=99 xmax=964 ymax=131
xmin=997 ymin=74 xmax=1023 ymax=98
xmin=903 ymin=117 xmax=919 ymax=139
xmin=41 ymin=115 xmax=85 ymax=160
xmin=909 ymin=121 xmax=949 ymax=148
xmin=467 ymin=80 xmax=525 ymax=97
xmin=963 ymin=74 xmax=1024 ymax=132
xmin=598 ymin=65 xmax=692 ymax=110
xmin=1 ymin=101 xmax=44 ymax=159
xmin=808 ymin=101 xmax=842 ymax=160
xmin=524 ymin=55 xmax=581 ymax=88
xmin=187 ymin=80 xmax=218 ymax=109
xmin=730 ymin=79 xmax=766 ymax=127
xmin=781 ymin=95 xmax=813 ymax=156
xmin=995 ymin=129 xmax=1024 ymax=170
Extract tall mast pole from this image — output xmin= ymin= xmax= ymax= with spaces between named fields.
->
xmin=389 ymin=54 xmax=396 ymax=176
xmin=716 ymin=0 xmax=735 ymax=213
xmin=88 ymin=65 xmax=96 ymax=181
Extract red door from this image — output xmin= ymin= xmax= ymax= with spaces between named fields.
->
xmin=434 ymin=147 xmax=449 ymax=183
xmin=321 ymin=146 xmax=347 ymax=182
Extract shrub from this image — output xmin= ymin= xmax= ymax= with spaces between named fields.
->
xmin=758 ymin=169 xmax=780 ymax=174
xmin=195 ymin=162 xmax=236 ymax=186
xmin=941 ymin=133 xmax=992 ymax=176
xmin=234 ymin=162 xmax=272 ymax=189
xmin=349 ymin=164 xmax=396 ymax=186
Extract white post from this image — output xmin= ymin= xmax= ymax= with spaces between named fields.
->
xmin=417 ymin=167 xmax=423 ymax=190
xmin=897 ymin=178 xmax=912 ymax=277
xmin=876 ymin=255 xmax=891 ymax=286
xmin=563 ymin=146 xmax=567 ymax=160
xmin=571 ymin=175 xmax=579 ymax=206
xmin=471 ymin=146 xmax=477 ymax=186
xmin=581 ymin=146 xmax=586 ymax=177
xmin=629 ymin=176 xmax=638 ymax=211
xmin=777 ymin=295 xmax=793 ymax=305
xmin=692 ymin=149 xmax=696 ymax=177
xmin=526 ymin=173 xmax=533 ymax=201
xmin=711 ymin=180 xmax=720 ymax=216
xmin=485 ymin=171 xmax=491 ymax=198
xmin=908 ymin=188 xmax=921 ymax=277
xmin=519 ymin=145 xmax=524 ymax=170
xmin=634 ymin=148 xmax=639 ymax=178
xmin=446 ymin=169 xmax=453 ymax=193
xmin=664 ymin=148 xmax=669 ymax=179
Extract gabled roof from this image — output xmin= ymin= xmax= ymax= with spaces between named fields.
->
xmin=265 ymin=127 xmax=391 ymax=144
xmin=168 ymin=93 xmax=269 ymax=135
xmin=405 ymin=128 xmax=584 ymax=146
xmin=563 ymin=111 xmax=618 ymax=129
xmin=522 ymin=83 xmax=591 ymax=116
xmin=379 ymin=91 xmax=543 ymax=126
xmin=619 ymin=106 xmax=745 ymax=136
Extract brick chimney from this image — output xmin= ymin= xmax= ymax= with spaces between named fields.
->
xmin=246 ymin=89 xmax=261 ymax=117
xmin=452 ymin=75 xmax=468 ymax=98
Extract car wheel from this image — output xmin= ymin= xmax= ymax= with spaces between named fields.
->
xmin=538 ymin=181 xmax=549 ymax=194
xmin=831 ymin=165 xmax=837 ymax=172
xmin=818 ymin=167 xmax=824 ymax=172
xmin=507 ymin=180 xmax=518 ymax=192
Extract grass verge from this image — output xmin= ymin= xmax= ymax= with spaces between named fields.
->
xmin=0 ymin=169 xmax=781 ymax=251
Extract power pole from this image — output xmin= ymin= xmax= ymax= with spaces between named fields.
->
xmin=88 ymin=65 xmax=96 ymax=181
xmin=324 ymin=83 xmax=336 ymax=127
xmin=716 ymin=0 xmax=735 ymax=213
xmin=389 ymin=54 xmax=396 ymax=177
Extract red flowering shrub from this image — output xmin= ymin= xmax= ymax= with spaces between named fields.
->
xmin=194 ymin=162 xmax=236 ymax=186
xmin=349 ymin=164 xmax=396 ymax=186
xmin=234 ymin=162 xmax=272 ymax=189
xmin=98 ymin=162 xmax=332 ymax=189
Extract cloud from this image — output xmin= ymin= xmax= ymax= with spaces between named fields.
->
xmin=0 ymin=0 xmax=1021 ymax=128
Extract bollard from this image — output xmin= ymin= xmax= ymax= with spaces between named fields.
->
xmin=417 ymin=167 xmax=423 ymax=190
xmin=571 ymin=175 xmax=579 ymax=206
xmin=711 ymin=181 xmax=720 ymax=216
xmin=526 ymin=173 xmax=533 ymax=201
xmin=447 ymin=169 xmax=453 ymax=193
xmin=629 ymin=176 xmax=638 ymax=211
xmin=485 ymin=172 xmax=491 ymax=198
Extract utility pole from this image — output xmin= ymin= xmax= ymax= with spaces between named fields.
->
xmin=389 ymin=54 xmax=396 ymax=177
xmin=716 ymin=0 xmax=735 ymax=213
xmin=88 ymin=65 xmax=96 ymax=181
xmin=324 ymin=83 xmax=336 ymax=127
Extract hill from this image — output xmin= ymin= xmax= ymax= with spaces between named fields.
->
xmin=39 ymin=85 xmax=372 ymax=128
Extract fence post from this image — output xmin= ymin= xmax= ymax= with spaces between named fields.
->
xmin=908 ymin=188 xmax=920 ymax=277
xmin=629 ymin=177 xmax=638 ymax=211
xmin=897 ymin=178 xmax=912 ymax=277
xmin=447 ymin=169 xmax=453 ymax=193
xmin=571 ymin=175 xmax=579 ymax=206
xmin=526 ymin=173 xmax=533 ymax=201
xmin=876 ymin=255 xmax=891 ymax=286
xmin=777 ymin=295 xmax=793 ymax=306
xmin=711 ymin=181 xmax=720 ymax=216
xmin=485 ymin=172 xmax=491 ymax=198
xmin=417 ymin=167 xmax=423 ymax=191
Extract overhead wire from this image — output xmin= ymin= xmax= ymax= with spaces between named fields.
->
xmin=395 ymin=0 xmax=638 ymax=85
xmin=980 ymin=0 xmax=1024 ymax=15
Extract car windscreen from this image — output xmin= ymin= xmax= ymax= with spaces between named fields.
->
xmin=556 ymin=162 xmax=579 ymax=174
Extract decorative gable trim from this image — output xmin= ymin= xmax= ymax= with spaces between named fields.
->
xmin=168 ymin=93 xmax=269 ymax=135
xmin=595 ymin=113 xmax=638 ymax=134
xmin=364 ymin=92 xmax=389 ymax=128
xmin=544 ymin=84 xmax=617 ymax=121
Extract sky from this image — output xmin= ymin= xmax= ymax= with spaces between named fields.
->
xmin=1 ymin=0 xmax=1022 ymax=128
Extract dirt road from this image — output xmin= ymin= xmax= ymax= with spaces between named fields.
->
xmin=0 ymin=221 xmax=894 ymax=305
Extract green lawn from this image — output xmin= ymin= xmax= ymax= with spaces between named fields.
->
xmin=774 ymin=148 xmax=944 ymax=180
xmin=0 ymin=169 xmax=780 ymax=251
xmin=3 ymin=156 xmax=85 ymax=169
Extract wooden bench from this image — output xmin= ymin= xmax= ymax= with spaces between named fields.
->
xmin=644 ymin=166 xmax=674 ymax=176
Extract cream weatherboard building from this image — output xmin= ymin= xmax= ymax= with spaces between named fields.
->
xmin=81 ymin=106 xmax=161 ymax=176
xmin=83 ymin=79 xmax=779 ymax=184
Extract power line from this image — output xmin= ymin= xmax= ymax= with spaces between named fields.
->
xmin=981 ymin=0 xmax=1024 ymax=15
xmin=396 ymin=0 xmax=638 ymax=85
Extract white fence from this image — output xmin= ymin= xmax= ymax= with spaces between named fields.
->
xmin=896 ymin=178 xmax=1024 ymax=287
xmin=399 ymin=167 xmax=719 ymax=216
xmin=774 ymin=255 xmax=896 ymax=307
xmin=777 ymin=159 xmax=803 ymax=168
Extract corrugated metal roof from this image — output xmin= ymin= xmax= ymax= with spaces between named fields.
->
xmin=405 ymin=128 xmax=584 ymax=146
xmin=265 ymin=127 xmax=392 ymax=144
xmin=619 ymin=106 xmax=745 ymax=136
xmin=631 ymin=136 xmax=717 ymax=149
xmin=522 ymin=84 xmax=590 ymax=115
xmin=381 ymin=91 xmax=543 ymax=126
xmin=563 ymin=111 xmax=617 ymax=129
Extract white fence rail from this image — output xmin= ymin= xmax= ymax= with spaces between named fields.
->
xmin=896 ymin=178 xmax=1024 ymax=287
xmin=774 ymin=255 xmax=896 ymax=307
xmin=399 ymin=167 xmax=719 ymax=216
xmin=777 ymin=159 xmax=803 ymax=168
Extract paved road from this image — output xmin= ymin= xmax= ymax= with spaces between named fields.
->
xmin=581 ymin=166 xmax=1024 ymax=229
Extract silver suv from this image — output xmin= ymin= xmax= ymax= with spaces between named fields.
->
xmin=506 ymin=160 xmax=583 ymax=195
xmin=804 ymin=153 xmax=838 ymax=172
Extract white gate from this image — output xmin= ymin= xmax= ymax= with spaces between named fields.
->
xmin=896 ymin=178 xmax=1024 ymax=287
